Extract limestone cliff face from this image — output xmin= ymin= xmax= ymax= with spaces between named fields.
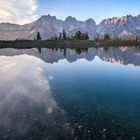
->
xmin=0 ymin=14 xmax=140 ymax=40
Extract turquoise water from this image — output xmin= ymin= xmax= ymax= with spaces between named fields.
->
xmin=0 ymin=47 xmax=140 ymax=140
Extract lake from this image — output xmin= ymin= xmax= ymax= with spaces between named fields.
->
xmin=0 ymin=46 xmax=140 ymax=140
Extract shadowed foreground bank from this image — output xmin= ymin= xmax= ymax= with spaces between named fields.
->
xmin=0 ymin=40 xmax=140 ymax=48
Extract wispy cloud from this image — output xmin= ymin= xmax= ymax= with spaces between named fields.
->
xmin=0 ymin=0 xmax=38 ymax=24
xmin=0 ymin=55 xmax=73 ymax=138
xmin=0 ymin=54 xmax=58 ymax=115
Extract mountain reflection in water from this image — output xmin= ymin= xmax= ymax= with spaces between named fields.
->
xmin=0 ymin=47 xmax=140 ymax=66
xmin=0 ymin=47 xmax=140 ymax=140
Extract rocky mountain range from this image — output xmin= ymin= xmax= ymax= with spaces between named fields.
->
xmin=0 ymin=14 xmax=140 ymax=40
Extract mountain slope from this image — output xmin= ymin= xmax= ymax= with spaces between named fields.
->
xmin=96 ymin=15 xmax=140 ymax=38
xmin=0 ymin=15 xmax=97 ymax=40
xmin=0 ymin=14 xmax=140 ymax=40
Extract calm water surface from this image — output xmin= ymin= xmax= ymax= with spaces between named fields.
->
xmin=0 ymin=47 xmax=140 ymax=140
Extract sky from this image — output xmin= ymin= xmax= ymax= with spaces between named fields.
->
xmin=0 ymin=0 xmax=140 ymax=25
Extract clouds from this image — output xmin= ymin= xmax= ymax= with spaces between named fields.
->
xmin=0 ymin=54 xmax=73 ymax=139
xmin=0 ymin=55 xmax=57 ymax=115
xmin=0 ymin=54 xmax=58 ymax=126
xmin=0 ymin=0 xmax=38 ymax=24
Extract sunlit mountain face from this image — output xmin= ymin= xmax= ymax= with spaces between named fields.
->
xmin=0 ymin=14 xmax=140 ymax=40
xmin=0 ymin=47 xmax=140 ymax=139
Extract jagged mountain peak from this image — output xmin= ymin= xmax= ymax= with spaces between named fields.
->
xmin=101 ymin=16 xmax=126 ymax=25
xmin=100 ymin=15 xmax=137 ymax=25
xmin=86 ymin=18 xmax=96 ymax=25
xmin=65 ymin=16 xmax=77 ymax=22
xmin=0 ymin=14 xmax=140 ymax=40
xmin=96 ymin=14 xmax=140 ymax=38
xmin=37 ymin=15 xmax=57 ymax=22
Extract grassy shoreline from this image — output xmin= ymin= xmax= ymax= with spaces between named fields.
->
xmin=0 ymin=40 xmax=140 ymax=48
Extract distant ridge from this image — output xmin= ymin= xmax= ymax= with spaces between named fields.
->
xmin=0 ymin=14 xmax=140 ymax=40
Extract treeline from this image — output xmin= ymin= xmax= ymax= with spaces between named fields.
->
xmin=48 ymin=29 xmax=89 ymax=41
xmin=47 ymin=31 xmax=140 ymax=43
xmin=93 ymin=33 xmax=140 ymax=42
xmin=16 ymin=30 xmax=140 ymax=43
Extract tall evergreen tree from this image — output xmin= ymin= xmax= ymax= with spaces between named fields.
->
xmin=59 ymin=32 xmax=62 ymax=40
xmin=75 ymin=31 xmax=82 ymax=40
xmin=51 ymin=36 xmax=54 ymax=40
xmin=104 ymin=33 xmax=110 ymax=41
xmin=94 ymin=34 xmax=99 ymax=41
xmin=112 ymin=35 xmax=121 ymax=41
xmin=36 ymin=32 xmax=41 ymax=40
xmin=54 ymin=35 xmax=58 ymax=40
xmin=63 ymin=29 xmax=66 ymax=40
xmin=127 ymin=36 xmax=132 ymax=42
xmin=136 ymin=36 xmax=140 ymax=42
xmin=82 ymin=33 xmax=89 ymax=40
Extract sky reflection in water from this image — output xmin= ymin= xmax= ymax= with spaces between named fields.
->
xmin=0 ymin=54 xmax=72 ymax=140
xmin=0 ymin=47 xmax=140 ymax=139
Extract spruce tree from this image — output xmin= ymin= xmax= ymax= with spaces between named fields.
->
xmin=75 ymin=31 xmax=82 ymax=40
xmin=94 ymin=34 xmax=99 ymax=41
xmin=104 ymin=33 xmax=110 ymax=41
xmin=82 ymin=33 xmax=89 ymax=40
xmin=36 ymin=32 xmax=41 ymax=40
xmin=63 ymin=29 xmax=66 ymax=40
xmin=59 ymin=32 xmax=62 ymax=40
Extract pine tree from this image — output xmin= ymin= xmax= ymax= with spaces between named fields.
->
xmin=63 ymin=29 xmax=66 ymax=40
xmin=59 ymin=32 xmax=62 ymax=40
xmin=75 ymin=31 xmax=82 ymax=40
xmin=67 ymin=36 xmax=70 ymax=40
xmin=51 ymin=37 xmax=54 ymax=40
xmin=82 ymin=33 xmax=89 ymax=40
xmin=138 ymin=37 xmax=140 ymax=43
xmin=54 ymin=35 xmax=58 ymax=40
xmin=104 ymin=33 xmax=110 ymax=41
xmin=112 ymin=35 xmax=121 ymax=41
xmin=136 ymin=36 xmax=140 ymax=42
xmin=127 ymin=36 xmax=132 ymax=42
xmin=36 ymin=32 xmax=41 ymax=40
xmin=94 ymin=34 xmax=99 ymax=41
